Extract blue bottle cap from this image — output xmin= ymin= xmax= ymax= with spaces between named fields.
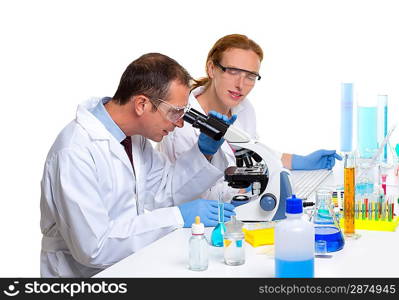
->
xmin=286 ymin=194 xmax=303 ymax=214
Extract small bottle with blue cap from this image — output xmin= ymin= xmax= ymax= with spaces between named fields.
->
xmin=274 ymin=194 xmax=315 ymax=278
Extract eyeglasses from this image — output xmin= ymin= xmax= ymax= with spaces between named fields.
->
xmin=151 ymin=98 xmax=190 ymax=123
xmin=213 ymin=60 xmax=261 ymax=84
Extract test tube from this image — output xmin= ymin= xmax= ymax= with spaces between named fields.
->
xmin=344 ymin=153 xmax=356 ymax=236
xmin=377 ymin=95 xmax=388 ymax=163
xmin=368 ymin=201 xmax=373 ymax=220
xmin=389 ymin=197 xmax=395 ymax=221
xmin=361 ymin=202 xmax=366 ymax=220
xmin=388 ymin=198 xmax=393 ymax=222
xmin=381 ymin=198 xmax=386 ymax=221
xmin=355 ymin=198 xmax=360 ymax=219
xmin=381 ymin=174 xmax=387 ymax=195
xmin=340 ymin=83 xmax=354 ymax=152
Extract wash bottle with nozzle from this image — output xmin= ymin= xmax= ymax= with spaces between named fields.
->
xmin=274 ymin=195 xmax=315 ymax=278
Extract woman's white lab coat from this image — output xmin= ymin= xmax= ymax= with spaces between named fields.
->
xmin=157 ymin=86 xmax=281 ymax=201
xmin=40 ymin=98 xmax=223 ymax=277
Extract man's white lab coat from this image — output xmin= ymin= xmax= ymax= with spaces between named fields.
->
xmin=40 ymin=98 xmax=223 ymax=277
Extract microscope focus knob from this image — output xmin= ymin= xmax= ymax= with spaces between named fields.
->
xmin=259 ymin=194 xmax=277 ymax=211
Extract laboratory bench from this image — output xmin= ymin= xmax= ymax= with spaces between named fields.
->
xmin=95 ymin=167 xmax=399 ymax=278
xmin=94 ymin=226 xmax=399 ymax=278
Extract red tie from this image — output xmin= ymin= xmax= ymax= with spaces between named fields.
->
xmin=120 ymin=136 xmax=133 ymax=166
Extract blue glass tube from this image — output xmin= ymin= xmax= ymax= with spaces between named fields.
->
xmin=358 ymin=105 xmax=378 ymax=158
xmin=340 ymin=83 xmax=353 ymax=153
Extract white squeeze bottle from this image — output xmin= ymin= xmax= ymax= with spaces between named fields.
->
xmin=188 ymin=216 xmax=209 ymax=271
xmin=274 ymin=195 xmax=315 ymax=278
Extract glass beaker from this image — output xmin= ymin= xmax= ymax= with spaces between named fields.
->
xmin=224 ymin=232 xmax=245 ymax=266
xmin=356 ymin=158 xmax=376 ymax=196
xmin=223 ymin=216 xmax=245 ymax=266
xmin=311 ymin=189 xmax=345 ymax=253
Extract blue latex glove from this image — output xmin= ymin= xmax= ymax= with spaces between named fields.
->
xmin=178 ymin=199 xmax=236 ymax=227
xmin=198 ymin=111 xmax=237 ymax=155
xmin=245 ymin=184 xmax=252 ymax=193
xmin=292 ymin=149 xmax=343 ymax=170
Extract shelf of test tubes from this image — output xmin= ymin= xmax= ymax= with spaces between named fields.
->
xmin=339 ymin=195 xmax=398 ymax=232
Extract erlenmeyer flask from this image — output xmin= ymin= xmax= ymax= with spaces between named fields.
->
xmin=211 ymin=191 xmax=226 ymax=247
xmin=311 ymin=189 xmax=345 ymax=253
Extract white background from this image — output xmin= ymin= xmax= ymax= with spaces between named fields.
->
xmin=0 ymin=0 xmax=398 ymax=276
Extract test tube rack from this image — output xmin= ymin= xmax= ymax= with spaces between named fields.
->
xmin=339 ymin=217 xmax=399 ymax=232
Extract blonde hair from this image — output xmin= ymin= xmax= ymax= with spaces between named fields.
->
xmin=192 ymin=34 xmax=263 ymax=90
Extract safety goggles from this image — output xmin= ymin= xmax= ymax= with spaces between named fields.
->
xmin=152 ymin=98 xmax=190 ymax=123
xmin=213 ymin=60 xmax=261 ymax=85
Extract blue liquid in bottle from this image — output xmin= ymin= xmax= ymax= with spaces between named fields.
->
xmin=315 ymin=226 xmax=345 ymax=252
xmin=275 ymin=258 xmax=314 ymax=278
xmin=211 ymin=202 xmax=225 ymax=247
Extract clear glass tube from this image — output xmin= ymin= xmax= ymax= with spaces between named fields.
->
xmin=377 ymin=95 xmax=388 ymax=163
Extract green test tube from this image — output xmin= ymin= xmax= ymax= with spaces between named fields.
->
xmin=388 ymin=203 xmax=392 ymax=222
xmin=355 ymin=202 xmax=359 ymax=219
xmin=362 ymin=203 xmax=366 ymax=220
xmin=381 ymin=202 xmax=386 ymax=221
xmin=368 ymin=202 xmax=372 ymax=220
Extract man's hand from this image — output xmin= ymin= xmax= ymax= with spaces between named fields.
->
xmin=178 ymin=199 xmax=236 ymax=227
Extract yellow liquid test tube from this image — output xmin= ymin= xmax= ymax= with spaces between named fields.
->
xmin=343 ymin=153 xmax=355 ymax=236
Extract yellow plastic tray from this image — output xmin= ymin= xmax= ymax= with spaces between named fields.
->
xmin=243 ymin=227 xmax=274 ymax=247
xmin=339 ymin=217 xmax=399 ymax=232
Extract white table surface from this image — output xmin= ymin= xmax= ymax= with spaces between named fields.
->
xmin=94 ymin=225 xmax=399 ymax=278
xmin=95 ymin=167 xmax=399 ymax=278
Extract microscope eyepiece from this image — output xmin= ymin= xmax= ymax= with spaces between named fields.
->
xmin=183 ymin=108 xmax=229 ymax=141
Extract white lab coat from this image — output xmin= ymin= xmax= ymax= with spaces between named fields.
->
xmin=157 ymin=86 xmax=281 ymax=201
xmin=40 ymin=98 xmax=223 ymax=278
